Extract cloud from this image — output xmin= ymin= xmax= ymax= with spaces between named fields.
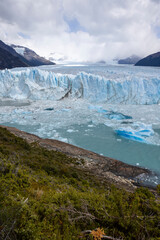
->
xmin=18 ymin=32 xmax=31 ymax=39
xmin=0 ymin=0 xmax=160 ymax=62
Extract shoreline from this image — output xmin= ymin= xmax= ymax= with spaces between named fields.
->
xmin=0 ymin=124 xmax=153 ymax=192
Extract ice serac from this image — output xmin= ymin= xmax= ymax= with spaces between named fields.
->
xmin=0 ymin=68 xmax=160 ymax=104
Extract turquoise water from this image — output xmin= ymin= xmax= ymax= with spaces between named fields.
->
xmin=56 ymin=124 xmax=160 ymax=174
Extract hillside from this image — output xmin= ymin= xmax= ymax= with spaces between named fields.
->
xmin=0 ymin=40 xmax=30 ymax=68
xmin=0 ymin=126 xmax=160 ymax=240
xmin=135 ymin=52 xmax=160 ymax=67
xmin=0 ymin=47 xmax=28 ymax=69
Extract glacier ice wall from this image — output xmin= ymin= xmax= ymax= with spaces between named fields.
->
xmin=0 ymin=68 xmax=160 ymax=104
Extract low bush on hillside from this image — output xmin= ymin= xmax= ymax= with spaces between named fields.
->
xmin=0 ymin=127 xmax=160 ymax=240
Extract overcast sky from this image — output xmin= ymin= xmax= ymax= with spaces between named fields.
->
xmin=0 ymin=0 xmax=160 ymax=62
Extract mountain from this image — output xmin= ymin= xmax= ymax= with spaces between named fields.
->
xmin=0 ymin=40 xmax=27 ymax=60
xmin=0 ymin=48 xmax=28 ymax=70
xmin=135 ymin=52 xmax=160 ymax=67
xmin=0 ymin=39 xmax=55 ymax=70
xmin=0 ymin=40 xmax=30 ymax=69
xmin=0 ymin=45 xmax=29 ymax=70
xmin=118 ymin=55 xmax=141 ymax=65
xmin=11 ymin=44 xmax=55 ymax=66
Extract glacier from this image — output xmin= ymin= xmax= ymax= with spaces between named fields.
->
xmin=0 ymin=68 xmax=160 ymax=104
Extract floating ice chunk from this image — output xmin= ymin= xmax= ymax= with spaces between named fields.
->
xmin=67 ymin=129 xmax=74 ymax=133
xmin=88 ymin=105 xmax=132 ymax=121
xmin=115 ymin=128 xmax=146 ymax=143
xmin=104 ymin=112 xmax=132 ymax=120
xmin=115 ymin=123 xmax=154 ymax=143
xmin=117 ymin=139 xmax=122 ymax=142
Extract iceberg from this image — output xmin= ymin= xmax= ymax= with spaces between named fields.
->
xmin=115 ymin=123 xmax=154 ymax=143
xmin=88 ymin=105 xmax=132 ymax=120
xmin=115 ymin=129 xmax=147 ymax=143
xmin=104 ymin=112 xmax=132 ymax=120
xmin=0 ymin=68 xmax=160 ymax=104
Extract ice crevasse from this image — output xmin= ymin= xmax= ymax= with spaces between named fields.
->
xmin=0 ymin=68 xmax=160 ymax=104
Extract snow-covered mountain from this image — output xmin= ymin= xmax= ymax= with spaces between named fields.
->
xmin=11 ymin=44 xmax=55 ymax=66
xmin=0 ymin=40 xmax=55 ymax=70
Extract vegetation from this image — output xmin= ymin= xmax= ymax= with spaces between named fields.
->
xmin=0 ymin=127 xmax=160 ymax=240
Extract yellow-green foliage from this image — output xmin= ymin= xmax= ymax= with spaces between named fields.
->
xmin=0 ymin=127 xmax=160 ymax=240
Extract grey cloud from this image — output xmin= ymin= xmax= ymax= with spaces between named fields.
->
xmin=151 ymin=0 xmax=160 ymax=3
xmin=0 ymin=0 xmax=66 ymax=32
xmin=0 ymin=0 xmax=160 ymax=62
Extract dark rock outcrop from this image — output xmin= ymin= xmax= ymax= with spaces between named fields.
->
xmin=135 ymin=52 xmax=160 ymax=67
xmin=118 ymin=55 xmax=141 ymax=65
xmin=0 ymin=40 xmax=30 ymax=65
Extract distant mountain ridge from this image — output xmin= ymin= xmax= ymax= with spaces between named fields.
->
xmin=0 ymin=40 xmax=55 ymax=70
xmin=118 ymin=55 xmax=141 ymax=65
xmin=135 ymin=52 xmax=160 ymax=67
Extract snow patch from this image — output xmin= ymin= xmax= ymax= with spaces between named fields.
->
xmin=13 ymin=47 xmax=25 ymax=56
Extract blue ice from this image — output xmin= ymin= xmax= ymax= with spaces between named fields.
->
xmin=115 ymin=125 xmax=154 ymax=143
